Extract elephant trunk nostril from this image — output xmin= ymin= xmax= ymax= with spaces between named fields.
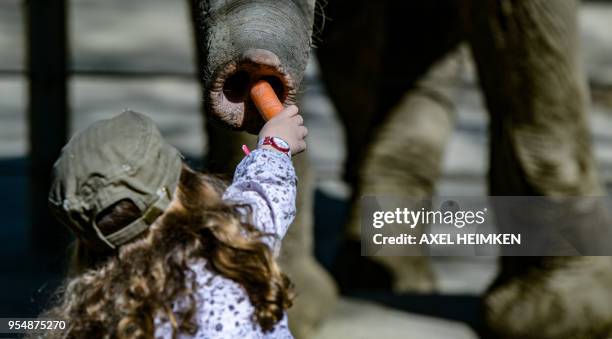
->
xmin=207 ymin=49 xmax=295 ymax=131
xmin=222 ymin=71 xmax=286 ymax=105
xmin=223 ymin=70 xmax=251 ymax=103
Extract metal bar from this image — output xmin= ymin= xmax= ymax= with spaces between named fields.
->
xmin=26 ymin=0 xmax=70 ymax=254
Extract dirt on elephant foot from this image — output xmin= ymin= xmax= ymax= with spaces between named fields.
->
xmin=484 ymin=256 xmax=612 ymax=339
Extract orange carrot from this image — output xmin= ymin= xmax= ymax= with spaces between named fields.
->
xmin=250 ymin=80 xmax=283 ymax=121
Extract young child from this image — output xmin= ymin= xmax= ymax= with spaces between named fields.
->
xmin=44 ymin=106 xmax=307 ymax=338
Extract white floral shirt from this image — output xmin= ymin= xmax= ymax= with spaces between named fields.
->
xmin=154 ymin=149 xmax=296 ymax=338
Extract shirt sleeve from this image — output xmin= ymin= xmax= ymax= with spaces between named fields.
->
xmin=222 ymin=148 xmax=297 ymax=255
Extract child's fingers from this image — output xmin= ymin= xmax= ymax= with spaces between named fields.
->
xmin=265 ymin=106 xmax=298 ymax=127
xmin=293 ymin=114 xmax=304 ymax=126
xmin=274 ymin=105 xmax=298 ymax=119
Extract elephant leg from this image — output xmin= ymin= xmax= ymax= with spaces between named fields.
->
xmin=316 ymin=0 xmax=464 ymax=293
xmin=345 ymin=49 xmax=462 ymax=292
xmin=278 ymin=152 xmax=338 ymax=339
xmin=467 ymin=0 xmax=612 ymax=337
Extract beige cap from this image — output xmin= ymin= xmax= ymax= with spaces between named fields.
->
xmin=48 ymin=111 xmax=182 ymax=250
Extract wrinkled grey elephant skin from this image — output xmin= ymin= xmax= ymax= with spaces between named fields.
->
xmin=189 ymin=0 xmax=612 ymax=338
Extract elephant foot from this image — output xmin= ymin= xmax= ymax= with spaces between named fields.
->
xmin=281 ymin=256 xmax=338 ymax=339
xmin=485 ymin=257 xmax=612 ymax=339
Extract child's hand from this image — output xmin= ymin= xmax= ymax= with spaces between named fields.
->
xmin=258 ymin=105 xmax=308 ymax=155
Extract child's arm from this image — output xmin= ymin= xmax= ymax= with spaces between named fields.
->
xmin=222 ymin=105 xmax=307 ymax=255
xmin=222 ymin=148 xmax=296 ymax=254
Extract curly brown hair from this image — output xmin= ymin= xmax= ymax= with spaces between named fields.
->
xmin=41 ymin=164 xmax=294 ymax=338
